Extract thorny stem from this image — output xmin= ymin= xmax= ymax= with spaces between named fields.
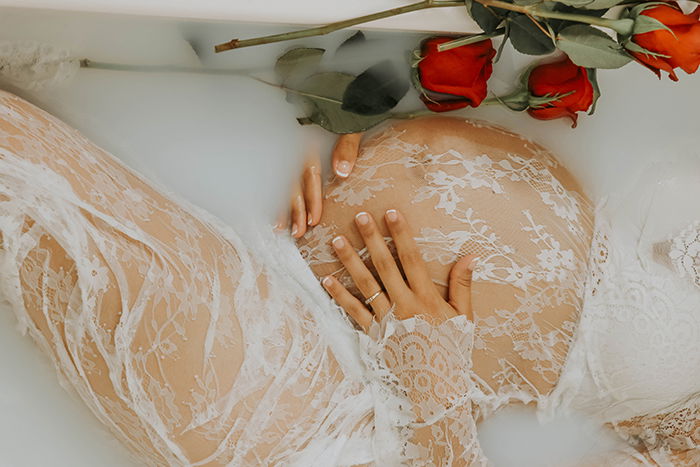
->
xmin=214 ymin=0 xmax=464 ymax=52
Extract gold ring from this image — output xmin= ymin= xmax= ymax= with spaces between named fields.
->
xmin=364 ymin=289 xmax=383 ymax=305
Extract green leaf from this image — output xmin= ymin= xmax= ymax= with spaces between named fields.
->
xmin=576 ymin=0 xmax=626 ymax=9
xmin=508 ymin=14 xmax=556 ymax=55
xmin=495 ymin=90 xmax=530 ymax=111
xmin=297 ymin=72 xmax=389 ymax=133
xmin=556 ymin=25 xmax=633 ymax=69
xmin=556 ymin=0 xmax=596 ymax=7
xmin=629 ymin=2 xmax=669 ymax=17
xmin=466 ymin=0 xmax=506 ymax=33
xmin=622 ymin=38 xmax=670 ymax=58
xmin=337 ymin=31 xmax=366 ymax=53
xmin=632 ymin=15 xmax=674 ymax=36
xmin=342 ymin=60 xmax=409 ymax=115
xmin=494 ymin=22 xmax=510 ymax=62
xmin=548 ymin=4 xmax=607 ymax=34
xmin=586 ymin=68 xmax=601 ymax=115
xmin=275 ymin=47 xmax=325 ymax=84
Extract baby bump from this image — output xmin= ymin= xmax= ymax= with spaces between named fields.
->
xmin=297 ymin=116 xmax=595 ymax=404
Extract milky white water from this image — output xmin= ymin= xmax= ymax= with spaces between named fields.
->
xmin=0 ymin=6 xmax=697 ymax=466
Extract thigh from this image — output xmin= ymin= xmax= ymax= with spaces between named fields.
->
xmin=0 ymin=91 xmax=356 ymax=466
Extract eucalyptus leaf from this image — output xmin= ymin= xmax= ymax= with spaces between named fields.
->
xmin=467 ymin=0 xmax=506 ymax=34
xmin=342 ymin=60 xmax=409 ymax=115
xmin=557 ymin=25 xmax=633 ymax=69
xmin=275 ymin=47 xmax=325 ymax=84
xmin=508 ymin=14 xmax=556 ymax=55
xmin=298 ymin=72 xmax=389 ymax=133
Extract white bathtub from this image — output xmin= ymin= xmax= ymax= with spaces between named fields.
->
xmin=0 ymin=4 xmax=697 ymax=467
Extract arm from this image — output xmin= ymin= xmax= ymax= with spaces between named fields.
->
xmin=321 ymin=208 xmax=488 ymax=465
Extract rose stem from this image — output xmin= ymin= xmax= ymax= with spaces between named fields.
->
xmin=79 ymin=59 xmax=268 ymax=76
xmin=438 ymin=27 xmax=506 ymax=51
xmin=214 ymin=0 xmax=464 ymax=53
xmin=475 ymin=0 xmax=634 ymax=35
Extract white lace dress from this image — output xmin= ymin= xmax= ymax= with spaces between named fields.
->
xmin=0 ymin=89 xmax=698 ymax=466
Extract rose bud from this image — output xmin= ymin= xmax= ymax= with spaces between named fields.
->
xmin=415 ymin=36 xmax=496 ymax=112
xmin=526 ymin=56 xmax=595 ymax=128
xmin=627 ymin=2 xmax=700 ymax=81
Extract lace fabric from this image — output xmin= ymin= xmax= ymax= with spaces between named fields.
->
xmin=2 ymin=87 xmax=699 ymax=466
xmin=298 ymin=117 xmax=595 ymax=413
xmin=547 ymin=162 xmax=700 ymax=466
xmin=0 ymin=91 xmax=491 ymax=465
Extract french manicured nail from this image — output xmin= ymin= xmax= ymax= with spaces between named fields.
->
xmin=307 ymin=213 xmax=313 ymax=225
xmin=291 ymin=224 xmax=299 ymax=236
xmin=322 ymin=276 xmax=333 ymax=288
xmin=332 ymin=236 xmax=345 ymax=249
xmin=385 ymin=209 xmax=398 ymax=223
xmin=355 ymin=212 xmax=369 ymax=225
xmin=336 ymin=160 xmax=352 ymax=178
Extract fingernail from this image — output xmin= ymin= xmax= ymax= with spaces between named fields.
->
xmin=355 ymin=212 xmax=369 ymax=225
xmin=385 ymin=209 xmax=398 ymax=223
xmin=336 ymin=160 xmax=351 ymax=178
xmin=322 ymin=276 xmax=333 ymax=288
xmin=468 ymin=256 xmax=480 ymax=271
xmin=291 ymin=224 xmax=299 ymax=236
xmin=307 ymin=213 xmax=313 ymax=225
xmin=332 ymin=236 xmax=345 ymax=249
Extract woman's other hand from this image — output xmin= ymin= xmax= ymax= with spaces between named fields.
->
xmin=321 ymin=208 xmax=477 ymax=332
xmin=277 ymin=133 xmax=362 ymax=239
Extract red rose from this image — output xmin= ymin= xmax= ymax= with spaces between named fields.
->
xmin=416 ymin=37 xmax=496 ymax=112
xmin=629 ymin=2 xmax=700 ymax=81
xmin=527 ymin=56 xmax=594 ymax=128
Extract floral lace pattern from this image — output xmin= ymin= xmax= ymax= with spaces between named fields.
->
xmin=0 ymin=91 xmax=493 ymax=466
xmin=298 ymin=117 xmax=595 ymax=410
xmin=549 ymin=197 xmax=700 ymax=466
xmin=662 ymin=221 xmax=700 ymax=289
xmin=359 ymin=312 xmax=488 ymax=466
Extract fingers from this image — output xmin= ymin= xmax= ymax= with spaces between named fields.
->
xmin=354 ymin=212 xmax=410 ymax=302
xmin=448 ymin=255 xmax=478 ymax=320
xmin=322 ymin=275 xmax=373 ymax=332
xmin=290 ymin=185 xmax=307 ymax=238
xmin=303 ymin=164 xmax=322 ymax=227
xmin=331 ymin=235 xmax=392 ymax=319
xmin=384 ymin=209 xmax=436 ymax=297
xmin=302 ymin=148 xmax=323 ymax=227
xmin=332 ymin=133 xmax=362 ymax=178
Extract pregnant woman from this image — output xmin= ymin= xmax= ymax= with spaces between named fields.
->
xmin=0 ymin=89 xmax=698 ymax=466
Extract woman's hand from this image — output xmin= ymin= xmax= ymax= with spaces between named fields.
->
xmin=321 ymin=208 xmax=477 ymax=332
xmin=277 ymin=133 xmax=362 ymax=239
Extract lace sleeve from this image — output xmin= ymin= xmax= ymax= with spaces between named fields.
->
xmin=359 ymin=312 xmax=489 ymax=466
